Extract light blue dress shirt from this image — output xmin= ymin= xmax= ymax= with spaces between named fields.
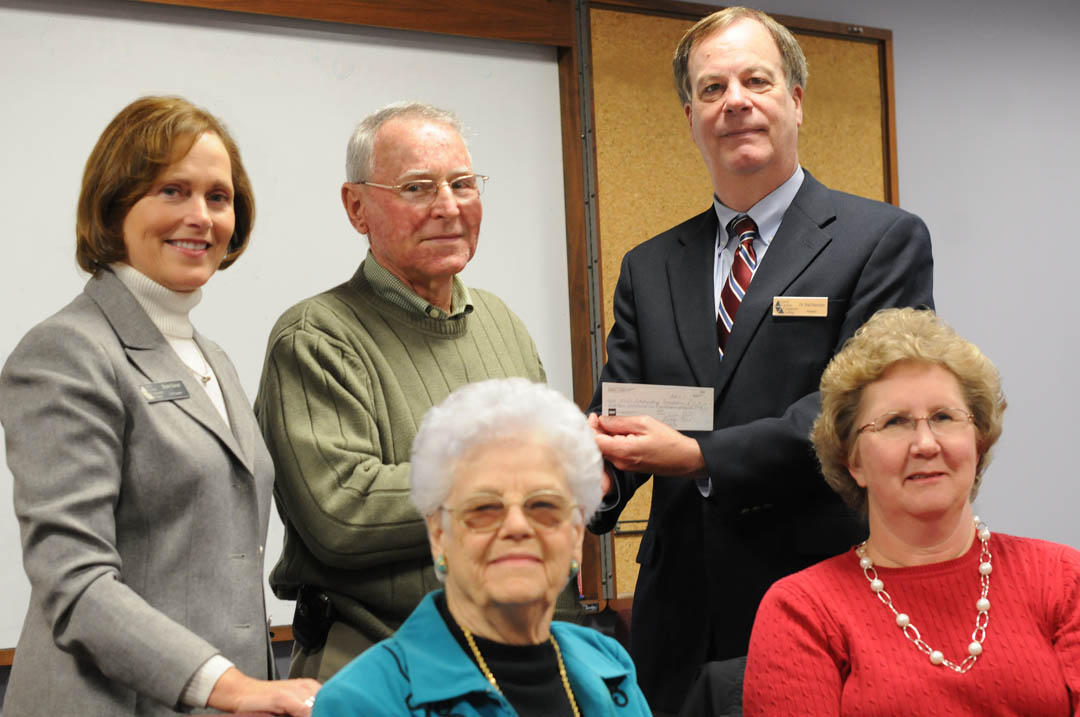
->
xmin=712 ymin=166 xmax=805 ymax=318
xmin=701 ymin=166 xmax=805 ymax=497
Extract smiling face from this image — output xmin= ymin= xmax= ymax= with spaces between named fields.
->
xmin=342 ymin=117 xmax=481 ymax=302
xmin=847 ymin=361 xmax=980 ymax=528
xmin=120 ymin=132 xmax=234 ymax=292
xmin=427 ymin=437 xmax=584 ymax=622
xmin=684 ymin=18 xmax=802 ymax=209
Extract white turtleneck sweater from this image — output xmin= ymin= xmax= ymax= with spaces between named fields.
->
xmin=111 ymin=263 xmax=229 ymax=426
xmin=110 ymin=263 xmax=235 ymax=706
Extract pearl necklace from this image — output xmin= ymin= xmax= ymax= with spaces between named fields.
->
xmin=855 ymin=516 xmax=992 ymax=674
xmin=461 ymin=624 xmax=580 ymax=717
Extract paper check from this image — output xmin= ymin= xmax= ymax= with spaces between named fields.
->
xmin=601 ymin=382 xmax=714 ymax=431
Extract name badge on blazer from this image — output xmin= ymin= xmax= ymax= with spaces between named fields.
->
xmin=140 ymin=380 xmax=191 ymax=403
xmin=773 ymin=296 xmax=828 ymax=317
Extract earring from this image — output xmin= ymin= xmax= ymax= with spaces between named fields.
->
xmin=435 ymin=554 xmax=448 ymax=575
xmin=569 ymin=559 xmax=580 ymax=580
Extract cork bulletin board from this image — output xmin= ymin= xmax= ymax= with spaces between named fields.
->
xmin=588 ymin=2 xmax=896 ymax=600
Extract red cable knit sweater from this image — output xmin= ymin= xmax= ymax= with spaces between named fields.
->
xmin=744 ymin=533 xmax=1080 ymax=716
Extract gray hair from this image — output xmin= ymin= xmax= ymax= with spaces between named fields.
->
xmin=345 ymin=101 xmax=465 ymax=182
xmin=410 ymin=378 xmax=604 ymax=525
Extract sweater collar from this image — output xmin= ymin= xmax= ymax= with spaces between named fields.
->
xmin=109 ymin=262 xmax=202 ymax=339
xmin=361 ymin=250 xmax=473 ymax=319
xmin=347 ymin=266 xmax=471 ymax=338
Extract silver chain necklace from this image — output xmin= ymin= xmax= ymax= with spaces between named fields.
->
xmin=855 ymin=515 xmax=991 ymax=673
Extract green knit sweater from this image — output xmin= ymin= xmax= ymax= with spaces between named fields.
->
xmin=255 ymin=262 xmax=545 ymax=647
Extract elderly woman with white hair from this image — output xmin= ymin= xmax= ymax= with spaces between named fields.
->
xmin=311 ymin=378 xmax=651 ymax=716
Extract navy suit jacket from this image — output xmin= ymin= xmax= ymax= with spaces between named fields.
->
xmin=589 ymin=171 xmax=934 ymax=713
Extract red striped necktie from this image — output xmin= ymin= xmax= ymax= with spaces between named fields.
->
xmin=717 ymin=214 xmax=759 ymax=356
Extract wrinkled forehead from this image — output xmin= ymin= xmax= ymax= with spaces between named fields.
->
xmin=690 ymin=18 xmax=783 ymax=74
xmin=370 ymin=117 xmax=472 ymax=179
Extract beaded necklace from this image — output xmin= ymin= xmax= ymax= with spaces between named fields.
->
xmin=855 ymin=516 xmax=992 ymax=673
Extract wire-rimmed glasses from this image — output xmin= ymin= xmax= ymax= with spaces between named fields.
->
xmin=355 ymin=173 xmax=487 ymax=206
xmin=856 ymin=407 xmax=974 ymax=440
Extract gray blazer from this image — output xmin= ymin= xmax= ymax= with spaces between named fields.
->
xmin=0 ymin=269 xmax=275 ymax=715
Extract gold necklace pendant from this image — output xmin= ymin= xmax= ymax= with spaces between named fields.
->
xmin=195 ymin=354 xmax=212 ymax=384
xmin=461 ymin=624 xmax=581 ymax=717
xmin=185 ymin=351 xmax=212 ymax=384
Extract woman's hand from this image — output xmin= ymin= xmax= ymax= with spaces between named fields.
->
xmin=207 ymin=667 xmax=321 ymax=716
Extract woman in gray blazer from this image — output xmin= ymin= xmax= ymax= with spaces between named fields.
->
xmin=0 ymin=96 xmax=320 ymax=715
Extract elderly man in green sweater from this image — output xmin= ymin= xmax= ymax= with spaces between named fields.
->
xmin=255 ymin=102 xmax=552 ymax=681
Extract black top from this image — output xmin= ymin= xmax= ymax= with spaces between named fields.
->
xmin=435 ymin=592 xmax=576 ymax=717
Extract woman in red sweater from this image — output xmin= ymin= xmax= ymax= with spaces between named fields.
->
xmin=744 ymin=308 xmax=1080 ymax=716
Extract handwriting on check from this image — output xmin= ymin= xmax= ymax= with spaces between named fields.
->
xmin=601 ymin=382 xmax=713 ymax=431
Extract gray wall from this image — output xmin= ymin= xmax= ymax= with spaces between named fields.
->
xmin=0 ymin=0 xmax=569 ymax=706
xmin=738 ymin=0 xmax=1080 ymax=547
xmin=0 ymin=0 xmax=570 ymax=649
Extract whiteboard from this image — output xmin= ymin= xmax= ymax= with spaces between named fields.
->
xmin=0 ymin=0 xmax=570 ymax=648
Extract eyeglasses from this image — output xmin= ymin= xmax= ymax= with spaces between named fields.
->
xmin=856 ymin=407 xmax=974 ymax=440
xmin=355 ymin=174 xmax=487 ymax=205
xmin=442 ymin=490 xmax=578 ymax=533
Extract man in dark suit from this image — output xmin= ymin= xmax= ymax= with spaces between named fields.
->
xmin=587 ymin=7 xmax=934 ymax=714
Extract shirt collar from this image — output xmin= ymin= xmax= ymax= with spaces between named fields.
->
xmin=361 ymin=249 xmax=473 ymax=319
xmin=396 ymin=592 xmax=502 ymax=705
xmin=712 ymin=165 xmax=805 ymax=247
xmin=397 ymin=591 xmax=634 ymax=707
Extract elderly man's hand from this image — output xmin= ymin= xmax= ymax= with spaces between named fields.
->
xmin=590 ymin=414 xmax=706 ymax=478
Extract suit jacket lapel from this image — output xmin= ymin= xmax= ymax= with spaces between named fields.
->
xmin=197 ymin=332 xmax=256 ymax=476
xmin=83 ymin=270 xmax=251 ymax=474
xmin=668 ymin=208 xmax=722 ymax=389
xmin=714 ymin=173 xmax=837 ymax=393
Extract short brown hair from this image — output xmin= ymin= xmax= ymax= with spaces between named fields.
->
xmin=811 ymin=308 xmax=1006 ymax=514
xmin=76 ymin=96 xmax=255 ymax=274
xmin=673 ymin=6 xmax=808 ymax=106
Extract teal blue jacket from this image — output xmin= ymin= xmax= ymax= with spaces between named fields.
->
xmin=312 ymin=591 xmax=652 ymax=716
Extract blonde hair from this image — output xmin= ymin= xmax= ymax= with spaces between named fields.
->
xmin=812 ymin=308 xmax=1006 ymax=513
